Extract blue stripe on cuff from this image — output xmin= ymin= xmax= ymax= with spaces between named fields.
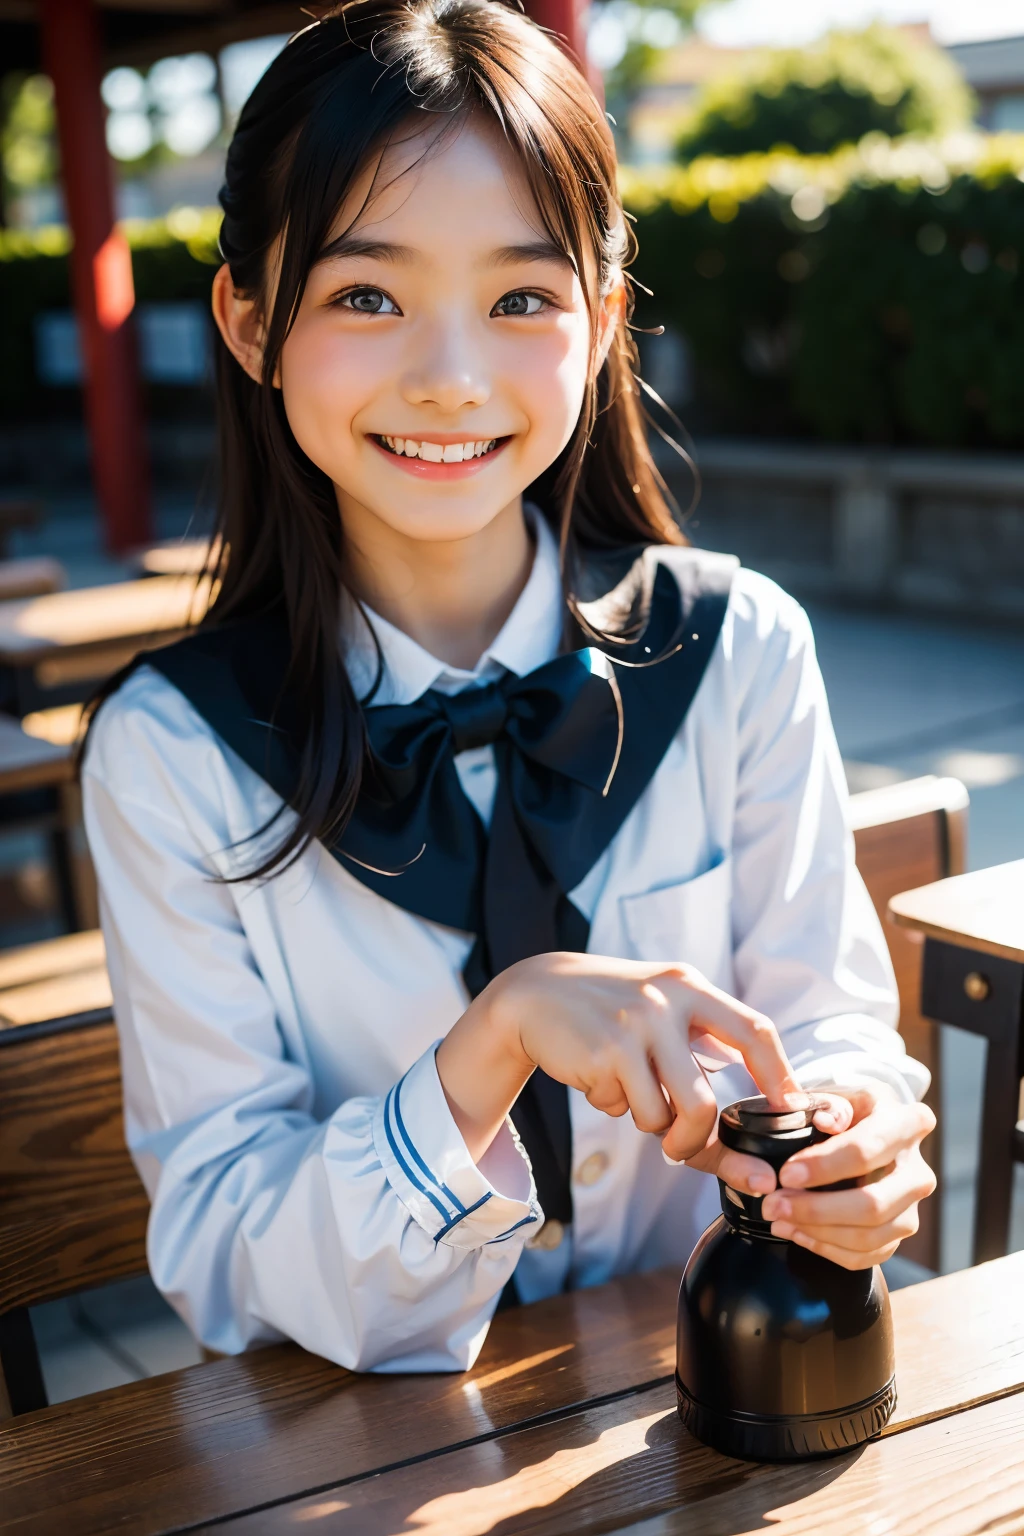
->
xmin=392 ymin=1071 xmax=467 ymax=1215
xmin=383 ymin=1087 xmax=453 ymax=1227
xmin=433 ymin=1191 xmax=494 ymax=1243
xmin=487 ymin=1212 xmax=540 ymax=1244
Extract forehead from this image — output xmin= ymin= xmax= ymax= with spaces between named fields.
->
xmin=326 ymin=113 xmax=559 ymax=253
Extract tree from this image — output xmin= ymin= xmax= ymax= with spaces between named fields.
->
xmin=675 ymin=25 xmax=974 ymax=162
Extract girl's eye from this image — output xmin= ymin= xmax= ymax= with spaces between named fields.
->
xmin=334 ymin=287 xmax=400 ymax=315
xmin=492 ymin=291 xmax=549 ymax=318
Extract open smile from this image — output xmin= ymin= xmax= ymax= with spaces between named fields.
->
xmin=369 ymin=433 xmax=511 ymax=479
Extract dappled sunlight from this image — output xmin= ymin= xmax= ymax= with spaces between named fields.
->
xmin=402 ymin=1408 xmax=671 ymax=1536
xmin=463 ymin=1344 xmax=574 ymax=1395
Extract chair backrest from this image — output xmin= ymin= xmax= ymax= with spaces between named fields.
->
xmin=849 ymin=775 xmax=969 ymax=1272
xmin=0 ymin=774 xmax=968 ymax=1408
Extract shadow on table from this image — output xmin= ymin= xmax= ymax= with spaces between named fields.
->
xmin=264 ymin=1396 xmax=858 ymax=1535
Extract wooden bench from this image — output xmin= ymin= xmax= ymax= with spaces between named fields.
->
xmin=0 ymin=574 xmax=212 ymax=716
xmin=133 ymin=536 xmax=221 ymax=579
xmin=0 ymin=559 xmax=65 ymax=601
xmin=0 ymin=773 xmax=968 ymax=1416
xmin=0 ymin=705 xmax=95 ymax=933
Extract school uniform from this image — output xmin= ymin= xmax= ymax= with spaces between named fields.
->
xmin=82 ymin=510 xmax=925 ymax=1372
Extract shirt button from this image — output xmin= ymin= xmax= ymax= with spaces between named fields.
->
xmin=527 ymin=1218 xmax=565 ymax=1251
xmin=574 ymin=1151 xmax=610 ymax=1187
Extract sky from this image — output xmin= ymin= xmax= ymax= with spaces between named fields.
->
xmin=699 ymin=0 xmax=1022 ymax=47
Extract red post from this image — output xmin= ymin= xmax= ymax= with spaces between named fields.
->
xmin=39 ymin=0 xmax=152 ymax=552
xmin=525 ymin=0 xmax=595 ymax=88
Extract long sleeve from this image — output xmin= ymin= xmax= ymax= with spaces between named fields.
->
xmin=713 ymin=574 xmax=928 ymax=1108
xmin=82 ymin=678 xmax=540 ymax=1373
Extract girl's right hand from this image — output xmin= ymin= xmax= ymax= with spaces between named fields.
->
xmin=436 ymin=951 xmax=801 ymax=1170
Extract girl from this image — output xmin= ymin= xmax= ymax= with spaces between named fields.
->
xmin=82 ymin=0 xmax=935 ymax=1372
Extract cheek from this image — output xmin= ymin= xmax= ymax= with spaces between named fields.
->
xmin=278 ymin=319 xmax=384 ymax=465
xmin=506 ymin=320 xmax=591 ymax=450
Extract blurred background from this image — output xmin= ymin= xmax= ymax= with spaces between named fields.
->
xmin=1 ymin=0 xmax=1023 ymax=1401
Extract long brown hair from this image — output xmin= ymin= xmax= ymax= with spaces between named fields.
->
xmin=89 ymin=0 xmax=689 ymax=877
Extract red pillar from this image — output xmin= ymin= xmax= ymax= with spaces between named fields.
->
xmin=39 ymin=0 xmax=152 ymax=552
xmin=525 ymin=0 xmax=594 ymax=87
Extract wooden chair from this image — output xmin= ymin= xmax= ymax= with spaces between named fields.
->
xmin=0 ymin=935 xmax=143 ymax=1418
xmin=849 ymin=774 xmax=969 ymax=1273
xmin=0 ymin=775 xmax=968 ymax=1415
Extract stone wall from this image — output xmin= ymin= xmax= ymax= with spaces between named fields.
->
xmin=661 ymin=439 xmax=1024 ymax=623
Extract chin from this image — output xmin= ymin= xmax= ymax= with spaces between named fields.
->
xmin=375 ymin=503 xmax=512 ymax=542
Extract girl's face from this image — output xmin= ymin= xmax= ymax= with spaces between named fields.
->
xmin=218 ymin=114 xmax=622 ymax=548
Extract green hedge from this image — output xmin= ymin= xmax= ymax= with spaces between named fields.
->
xmin=623 ymin=135 xmax=1024 ymax=446
xmin=0 ymin=209 xmax=220 ymax=415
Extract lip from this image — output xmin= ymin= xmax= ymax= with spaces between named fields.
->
xmin=368 ymin=435 xmax=511 ymax=480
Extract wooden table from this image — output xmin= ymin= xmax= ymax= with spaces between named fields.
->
xmin=2 ymin=1252 xmax=1023 ymax=1535
xmin=890 ymin=860 xmax=1024 ymax=1265
xmin=0 ymin=575 xmax=211 ymax=714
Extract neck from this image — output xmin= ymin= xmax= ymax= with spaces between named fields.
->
xmin=340 ymin=496 xmax=535 ymax=670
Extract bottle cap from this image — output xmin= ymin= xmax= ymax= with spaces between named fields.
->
xmin=718 ymin=1095 xmax=832 ymax=1174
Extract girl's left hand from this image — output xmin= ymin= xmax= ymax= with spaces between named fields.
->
xmin=757 ymin=1086 xmax=937 ymax=1269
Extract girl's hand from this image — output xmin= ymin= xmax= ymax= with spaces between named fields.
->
xmin=438 ymin=952 xmax=801 ymax=1164
xmin=756 ymin=1086 xmax=937 ymax=1269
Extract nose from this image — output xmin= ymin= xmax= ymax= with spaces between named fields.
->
xmin=400 ymin=315 xmax=490 ymax=414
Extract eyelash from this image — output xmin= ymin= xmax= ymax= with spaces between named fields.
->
xmin=328 ymin=286 xmax=558 ymax=317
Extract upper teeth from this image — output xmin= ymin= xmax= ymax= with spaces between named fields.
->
xmin=378 ymin=436 xmax=497 ymax=463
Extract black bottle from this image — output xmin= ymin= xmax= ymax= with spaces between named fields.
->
xmin=676 ymin=1096 xmax=896 ymax=1460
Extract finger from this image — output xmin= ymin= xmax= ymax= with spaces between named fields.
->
xmin=771 ymin=1208 xmax=920 ymax=1254
xmin=657 ymin=967 xmax=800 ymax=1107
xmin=764 ymin=1154 xmax=936 ymax=1227
xmin=614 ymin=1042 xmax=677 ymax=1135
xmin=777 ymin=1228 xmax=906 ymax=1270
xmin=808 ymin=1092 xmax=855 ymax=1134
xmin=779 ymin=1101 xmax=935 ymax=1189
xmin=685 ymin=1141 xmax=778 ymax=1194
xmin=585 ymin=1081 xmax=630 ymax=1117
xmin=646 ymin=1017 xmax=721 ymax=1160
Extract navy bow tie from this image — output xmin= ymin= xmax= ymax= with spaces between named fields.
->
xmin=143 ymin=548 xmax=735 ymax=1227
xmin=346 ymin=650 xmax=622 ymax=996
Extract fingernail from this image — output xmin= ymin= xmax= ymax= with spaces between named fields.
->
xmin=749 ymin=1172 xmax=775 ymax=1194
xmin=763 ymin=1196 xmax=790 ymax=1220
xmin=783 ymin=1163 xmax=808 ymax=1186
xmin=771 ymin=1222 xmax=794 ymax=1240
xmin=782 ymin=1092 xmax=810 ymax=1109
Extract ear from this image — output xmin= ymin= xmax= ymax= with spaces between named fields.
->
xmin=211 ymin=263 xmax=272 ymax=386
xmin=593 ymin=272 xmax=626 ymax=376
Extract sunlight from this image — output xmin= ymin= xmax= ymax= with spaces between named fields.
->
xmin=463 ymin=1344 xmax=573 ymax=1394
xmin=405 ymin=1407 xmax=670 ymax=1536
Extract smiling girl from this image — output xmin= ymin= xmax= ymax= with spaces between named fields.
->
xmin=82 ymin=0 xmax=935 ymax=1370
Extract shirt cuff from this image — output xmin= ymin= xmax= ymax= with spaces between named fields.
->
xmin=372 ymin=1043 xmax=543 ymax=1251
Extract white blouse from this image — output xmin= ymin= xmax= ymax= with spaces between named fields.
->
xmin=82 ymin=513 xmax=925 ymax=1373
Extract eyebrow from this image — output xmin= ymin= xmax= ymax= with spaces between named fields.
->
xmin=316 ymin=234 xmax=574 ymax=272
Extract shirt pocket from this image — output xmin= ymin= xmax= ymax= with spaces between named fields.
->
xmin=619 ymin=855 xmax=734 ymax=990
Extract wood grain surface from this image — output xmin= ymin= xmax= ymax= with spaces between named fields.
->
xmin=248 ymin=1391 xmax=1024 ymax=1536
xmin=2 ymin=1254 xmax=1023 ymax=1536
xmin=889 ymin=859 xmax=1024 ymax=965
xmin=0 ymin=1022 xmax=147 ymax=1310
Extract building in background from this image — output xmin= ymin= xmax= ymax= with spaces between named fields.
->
xmin=946 ymin=34 xmax=1024 ymax=132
